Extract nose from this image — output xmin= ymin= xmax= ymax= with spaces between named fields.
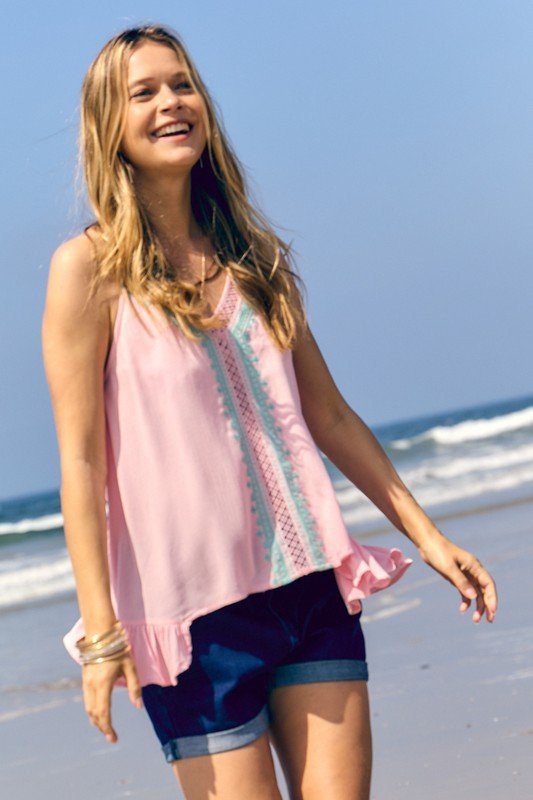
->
xmin=158 ymin=84 xmax=183 ymax=112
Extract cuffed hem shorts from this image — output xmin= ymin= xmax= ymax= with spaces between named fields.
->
xmin=141 ymin=567 xmax=368 ymax=763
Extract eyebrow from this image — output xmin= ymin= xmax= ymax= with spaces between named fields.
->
xmin=128 ymin=70 xmax=188 ymax=90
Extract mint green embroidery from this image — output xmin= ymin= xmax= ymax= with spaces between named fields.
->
xmin=270 ymin=543 xmax=292 ymax=586
xmin=199 ymin=331 xmax=291 ymax=583
xmin=232 ymin=304 xmax=328 ymax=570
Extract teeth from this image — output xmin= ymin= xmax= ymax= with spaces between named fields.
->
xmin=154 ymin=122 xmax=191 ymax=137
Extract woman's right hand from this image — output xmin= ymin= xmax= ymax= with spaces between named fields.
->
xmin=82 ymin=651 xmax=143 ymax=743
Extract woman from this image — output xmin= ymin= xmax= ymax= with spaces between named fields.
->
xmin=41 ymin=23 xmax=498 ymax=800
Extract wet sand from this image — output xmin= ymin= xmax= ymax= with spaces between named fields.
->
xmin=1 ymin=499 xmax=531 ymax=799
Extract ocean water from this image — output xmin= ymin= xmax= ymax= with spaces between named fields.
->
xmin=1 ymin=392 xmax=531 ymax=616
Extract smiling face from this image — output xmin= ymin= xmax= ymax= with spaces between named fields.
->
xmin=119 ymin=41 xmax=207 ymax=176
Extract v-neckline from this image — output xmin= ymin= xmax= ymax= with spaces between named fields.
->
xmin=130 ymin=269 xmax=239 ymax=334
xmin=206 ymin=270 xmax=231 ymax=320
xmin=165 ymin=270 xmax=235 ymax=329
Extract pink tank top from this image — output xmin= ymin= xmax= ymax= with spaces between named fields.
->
xmin=63 ymin=271 xmax=413 ymax=687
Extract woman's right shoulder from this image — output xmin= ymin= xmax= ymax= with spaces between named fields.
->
xmin=43 ymin=229 xmax=121 ymax=368
xmin=49 ymin=227 xmax=116 ymax=295
xmin=45 ymin=229 xmax=119 ymax=320
xmin=50 ymin=232 xmax=94 ymax=277
xmin=42 ymin=230 xmax=117 ymax=443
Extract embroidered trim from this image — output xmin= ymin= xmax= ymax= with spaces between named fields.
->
xmin=199 ymin=331 xmax=289 ymax=581
xmin=216 ymin=275 xmax=240 ymax=327
xmin=198 ymin=277 xmax=329 ymax=584
xmin=232 ymin=304 xmax=328 ymax=570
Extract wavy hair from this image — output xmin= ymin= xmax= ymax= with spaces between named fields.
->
xmin=77 ymin=23 xmax=308 ymax=349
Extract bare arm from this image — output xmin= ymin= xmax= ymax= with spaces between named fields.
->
xmin=304 ymin=386 xmax=437 ymax=546
xmin=317 ymin=406 xmax=441 ymax=546
xmin=41 ymin=235 xmax=116 ymax=636
xmin=291 ymin=316 xmax=497 ymax=623
xmin=285 ymin=269 xmax=432 ymax=544
xmin=42 ymin=234 xmax=142 ymax=743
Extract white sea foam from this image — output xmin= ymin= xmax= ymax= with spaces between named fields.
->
xmin=0 ymin=548 xmax=74 ymax=609
xmin=391 ymin=405 xmax=533 ymax=449
xmin=0 ymin=512 xmax=64 ymax=536
xmin=405 ymin=442 xmax=533 ymax=481
xmin=0 ymin=501 xmax=109 ymax=537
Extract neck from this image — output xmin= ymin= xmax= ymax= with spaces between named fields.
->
xmin=134 ymin=170 xmax=204 ymax=252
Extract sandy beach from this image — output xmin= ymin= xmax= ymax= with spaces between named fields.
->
xmin=1 ymin=498 xmax=531 ymax=799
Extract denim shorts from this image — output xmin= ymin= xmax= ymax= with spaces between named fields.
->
xmin=141 ymin=567 xmax=368 ymax=764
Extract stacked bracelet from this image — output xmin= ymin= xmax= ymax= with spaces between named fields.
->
xmin=75 ymin=620 xmax=131 ymax=665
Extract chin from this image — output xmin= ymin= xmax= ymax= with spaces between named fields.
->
xmin=161 ymin=156 xmax=198 ymax=172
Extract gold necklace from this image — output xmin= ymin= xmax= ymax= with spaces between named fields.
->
xmin=163 ymin=243 xmax=221 ymax=293
xmin=193 ymin=251 xmax=222 ymax=295
xmin=198 ymin=251 xmax=207 ymax=298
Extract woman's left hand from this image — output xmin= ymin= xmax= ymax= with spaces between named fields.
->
xmin=417 ymin=532 xmax=498 ymax=623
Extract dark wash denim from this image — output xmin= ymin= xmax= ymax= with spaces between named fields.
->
xmin=141 ymin=566 xmax=368 ymax=763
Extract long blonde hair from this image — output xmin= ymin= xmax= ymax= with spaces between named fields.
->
xmin=77 ymin=23 xmax=308 ymax=349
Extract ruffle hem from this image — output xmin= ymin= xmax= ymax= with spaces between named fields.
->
xmin=63 ymin=537 xmax=413 ymax=689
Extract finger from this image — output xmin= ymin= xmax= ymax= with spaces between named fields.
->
xmin=122 ymin=657 xmax=144 ymax=709
xmin=82 ymin=673 xmax=99 ymax=727
xmin=469 ymin=562 xmax=498 ymax=617
xmin=95 ymin=681 xmax=117 ymax=743
xmin=454 ymin=562 xmax=478 ymax=604
xmin=458 ymin=568 xmax=483 ymax=620
xmin=462 ymin=561 xmax=498 ymax=622
xmin=459 ymin=597 xmax=470 ymax=613
xmin=468 ymin=574 xmax=485 ymax=623
xmin=459 ymin=591 xmax=475 ymax=611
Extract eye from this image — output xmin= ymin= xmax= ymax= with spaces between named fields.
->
xmin=131 ymin=81 xmax=192 ymax=99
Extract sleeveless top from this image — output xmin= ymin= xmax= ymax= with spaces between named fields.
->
xmin=62 ymin=270 xmax=413 ymax=688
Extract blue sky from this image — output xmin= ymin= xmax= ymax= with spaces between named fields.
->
xmin=2 ymin=1 xmax=532 ymax=500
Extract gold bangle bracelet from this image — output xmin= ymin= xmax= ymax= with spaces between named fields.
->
xmin=79 ymin=634 xmax=129 ymax=658
xmin=76 ymin=629 xmax=127 ymax=653
xmin=76 ymin=620 xmax=122 ymax=649
xmin=81 ymin=643 xmax=132 ymax=665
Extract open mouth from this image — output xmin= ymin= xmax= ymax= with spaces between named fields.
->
xmin=151 ymin=122 xmax=194 ymax=141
